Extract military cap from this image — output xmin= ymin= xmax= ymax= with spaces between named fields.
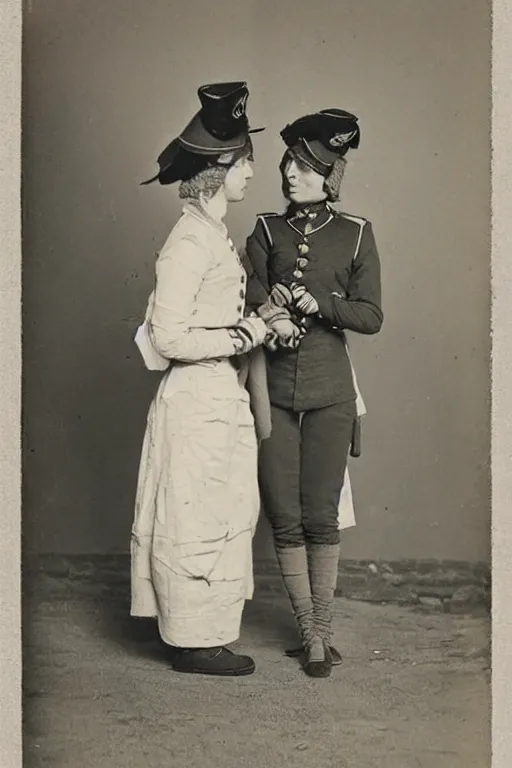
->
xmin=280 ymin=108 xmax=360 ymax=175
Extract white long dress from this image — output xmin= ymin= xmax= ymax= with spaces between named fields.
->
xmin=130 ymin=203 xmax=260 ymax=648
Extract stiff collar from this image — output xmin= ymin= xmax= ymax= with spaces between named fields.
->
xmin=285 ymin=200 xmax=334 ymax=236
xmin=285 ymin=200 xmax=330 ymax=220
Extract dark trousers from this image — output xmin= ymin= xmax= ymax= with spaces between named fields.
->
xmin=259 ymin=400 xmax=356 ymax=548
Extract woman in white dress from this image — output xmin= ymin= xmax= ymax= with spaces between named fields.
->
xmin=130 ymin=82 xmax=269 ymax=677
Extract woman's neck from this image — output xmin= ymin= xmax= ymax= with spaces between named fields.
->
xmin=201 ymin=188 xmax=227 ymax=222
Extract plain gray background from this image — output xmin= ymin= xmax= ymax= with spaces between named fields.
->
xmin=22 ymin=0 xmax=491 ymax=563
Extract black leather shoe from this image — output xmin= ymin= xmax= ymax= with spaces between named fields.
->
xmin=165 ymin=646 xmax=256 ymax=677
xmin=286 ymin=643 xmax=343 ymax=666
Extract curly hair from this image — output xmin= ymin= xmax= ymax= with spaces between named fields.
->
xmin=178 ymin=165 xmax=229 ymax=201
xmin=323 ymin=157 xmax=347 ymax=203
xmin=178 ymin=140 xmax=253 ymax=201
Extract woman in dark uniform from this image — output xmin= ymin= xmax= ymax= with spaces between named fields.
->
xmin=243 ymin=109 xmax=383 ymax=678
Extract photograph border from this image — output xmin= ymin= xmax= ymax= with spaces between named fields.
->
xmin=1 ymin=1 xmax=510 ymax=765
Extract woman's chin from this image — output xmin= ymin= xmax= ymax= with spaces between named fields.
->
xmin=288 ymin=191 xmax=326 ymax=206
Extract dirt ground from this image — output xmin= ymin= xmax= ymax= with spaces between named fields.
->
xmin=22 ymin=574 xmax=490 ymax=768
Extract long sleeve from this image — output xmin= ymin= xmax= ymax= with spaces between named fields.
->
xmin=243 ymin=219 xmax=271 ymax=312
xmin=314 ymin=222 xmax=383 ymax=335
xmin=149 ymin=235 xmax=236 ymax=362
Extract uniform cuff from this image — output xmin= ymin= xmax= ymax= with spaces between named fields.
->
xmin=314 ymin=287 xmax=335 ymax=322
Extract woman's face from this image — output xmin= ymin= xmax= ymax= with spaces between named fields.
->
xmin=284 ymin=156 xmax=327 ymax=205
xmin=224 ymin=156 xmax=254 ymax=202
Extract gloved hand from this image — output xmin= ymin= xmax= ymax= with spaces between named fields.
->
xmin=264 ymin=330 xmax=280 ymax=352
xmin=268 ymin=282 xmax=295 ymax=309
xmin=229 ymin=316 xmax=268 ymax=355
xmin=270 ymin=317 xmax=305 ymax=349
xmin=257 ymin=283 xmax=295 ymax=319
xmin=256 ymin=295 xmax=306 ymax=350
xmin=289 ymin=282 xmax=319 ymax=316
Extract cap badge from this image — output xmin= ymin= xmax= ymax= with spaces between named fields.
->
xmin=232 ymin=93 xmax=248 ymax=119
xmin=329 ymin=131 xmax=355 ymax=148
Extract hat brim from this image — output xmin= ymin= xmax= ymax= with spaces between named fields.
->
xmin=281 ymin=111 xmax=360 ymax=159
xmin=141 ymin=107 xmax=265 ymax=186
xmin=141 ymin=130 xmax=262 ymax=186
xmin=178 ymin=112 xmax=264 ymax=156
xmin=140 ymin=145 xmax=213 ymax=186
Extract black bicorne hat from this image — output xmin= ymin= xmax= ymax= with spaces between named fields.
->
xmin=280 ymin=108 xmax=360 ymax=175
xmin=142 ymin=81 xmax=264 ymax=186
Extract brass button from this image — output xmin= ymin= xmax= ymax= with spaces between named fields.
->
xmin=293 ymin=269 xmax=303 ymax=279
xmin=237 ymin=305 xmax=243 ymax=313
xmin=239 ymin=289 xmax=245 ymax=299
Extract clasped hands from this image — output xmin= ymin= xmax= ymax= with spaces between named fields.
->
xmin=257 ymin=281 xmax=319 ymax=351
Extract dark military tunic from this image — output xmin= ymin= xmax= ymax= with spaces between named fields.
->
xmin=244 ymin=203 xmax=383 ymax=413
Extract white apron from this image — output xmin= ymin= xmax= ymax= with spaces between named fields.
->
xmin=336 ymin=338 xmax=366 ymax=531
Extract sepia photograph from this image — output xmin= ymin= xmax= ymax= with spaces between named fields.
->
xmin=18 ymin=0 xmax=494 ymax=766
